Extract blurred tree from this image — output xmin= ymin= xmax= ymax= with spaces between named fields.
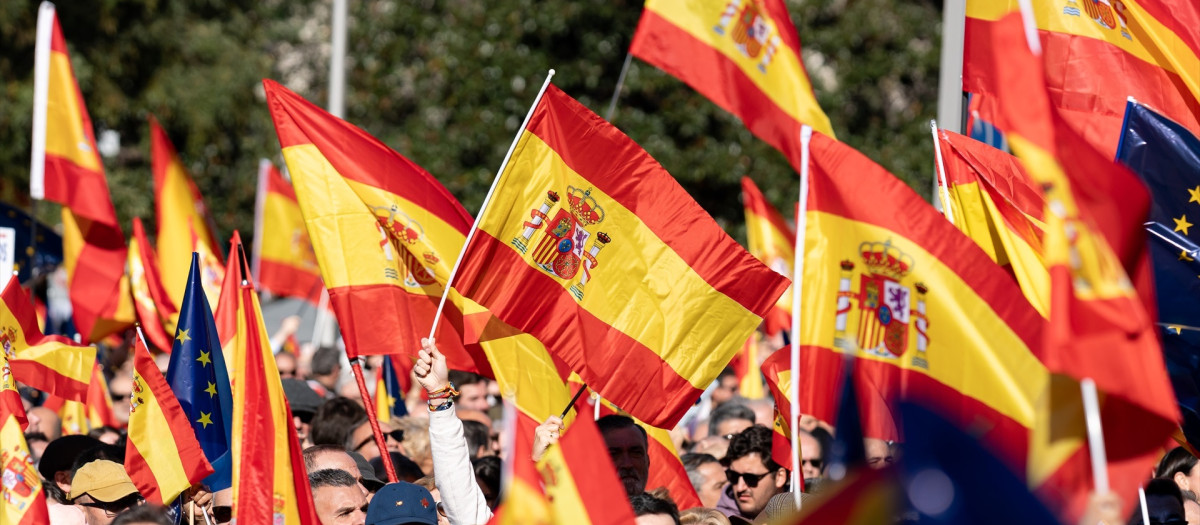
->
xmin=0 ymin=0 xmax=940 ymax=249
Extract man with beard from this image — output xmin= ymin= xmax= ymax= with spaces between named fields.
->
xmin=597 ymin=415 xmax=650 ymax=498
xmin=716 ymin=426 xmax=787 ymax=522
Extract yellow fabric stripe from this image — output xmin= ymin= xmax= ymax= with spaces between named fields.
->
xmin=0 ymin=416 xmax=42 ymax=522
xmin=480 ymin=132 xmax=761 ymax=390
xmin=537 ymin=445 xmax=597 ymax=525
xmin=946 ymin=181 xmax=1050 ymax=317
xmin=157 ymin=158 xmax=220 ymax=308
xmin=801 ymin=212 xmax=1047 ymax=427
xmin=966 ymin=0 xmax=1199 ymax=83
xmin=496 ymin=477 xmax=553 ymax=525
xmin=478 ymin=329 xmax=573 ymax=426
xmin=128 ymin=375 xmax=191 ymax=502
xmin=745 ymin=209 xmax=795 ymax=315
xmin=260 ymin=192 xmax=320 ymax=273
xmin=61 ymin=208 xmax=83 ymax=284
xmin=45 ymin=52 xmax=102 ymax=172
xmin=644 ymin=0 xmax=834 ymax=137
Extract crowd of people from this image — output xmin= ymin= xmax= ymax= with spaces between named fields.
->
xmin=17 ymin=317 xmax=1199 ymax=525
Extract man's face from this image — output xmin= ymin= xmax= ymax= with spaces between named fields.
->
xmin=309 ymin=450 xmax=368 ymax=497
xmin=799 ymin=432 xmax=824 ymax=480
xmin=602 ymin=426 xmax=649 ymax=497
xmin=727 ymin=452 xmax=784 ymax=518
xmin=457 ymin=382 xmax=490 ymax=412
xmin=864 ymin=438 xmax=895 ymax=469
xmin=692 ymin=461 xmax=727 ymax=508
xmin=349 ymin=422 xmax=396 ymax=462
xmin=108 ymin=375 xmax=133 ymax=425
xmin=75 ymin=494 xmax=139 ymax=525
xmin=213 ymin=488 xmax=233 ymax=525
xmin=711 ymin=375 xmax=739 ymax=408
xmin=313 ymin=485 xmax=368 ymax=525
xmin=715 ymin=418 xmax=754 ymax=441
xmin=276 ymin=353 xmax=298 ymax=379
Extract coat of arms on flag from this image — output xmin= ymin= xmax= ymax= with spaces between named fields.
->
xmin=511 ymin=186 xmax=613 ymax=302
xmin=372 ymin=204 xmax=441 ymax=288
xmin=713 ymin=0 xmax=781 ymax=72
xmin=832 ymin=240 xmax=930 ymax=369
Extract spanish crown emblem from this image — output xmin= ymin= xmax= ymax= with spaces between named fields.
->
xmin=372 ymin=204 xmax=439 ymax=287
xmin=712 ymin=0 xmax=782 ymax=73
xmin=512 ymin=187 xmax=614 ymax=302
xmin=831 ymin=240 xmax=930 ymax=369
xmin=1062 ymin=0 xmax=1132 ymax=40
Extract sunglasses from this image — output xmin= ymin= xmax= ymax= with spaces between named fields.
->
xmin=77 ymin=496 xmax=140 ymax=517
xmin=212 ymin=505 xmax=232 ymax=523
xmin=353 ymin=429 xmax=405 ymax=452
xmin=802 ymin=458 xmax=823 ymax=469
xmin=725 ymin=469 xmax=772 ymax=488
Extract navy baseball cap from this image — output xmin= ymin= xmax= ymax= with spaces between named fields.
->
xmin=365 ymin=482 xmax=437 ymax=525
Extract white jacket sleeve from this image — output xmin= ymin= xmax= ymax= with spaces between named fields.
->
xmin=429 ymin=407 xmax=493 ymax=525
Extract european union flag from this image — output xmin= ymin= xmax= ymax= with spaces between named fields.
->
xmin=165 ymin=253 xmax=233 ymax=491
xmin=0 ymin=201 xmax=62 ymax=282
xmin=1116 ymin=101 xmax=1200 ymax=328
xmin=380 ymin=355 xmax=408 ymax=419
xmin=1162 ymin=325 xmax=1200 ymax=453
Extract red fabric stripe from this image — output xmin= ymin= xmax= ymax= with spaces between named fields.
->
xmin=263 ymin=80 xmax=473 ymax=233
xmin=557 ymin=411 xmax=638 ymax=524
xmin=149 ymin=117 xmax=221 ymax=251
xmin=1130 ymin=0 xmax=1200 ymax=73
xmin=235 ymin=287 xmax=275 ymax=524
xmin=68 ymin=218 xmax=130 ymax=343
xmin=807 ymin=132 xmax=1044 ymax=350
xmin=49 ymin=16 xmax=68 ymax=53
xmin=939 ymin=130 xmax=1044 ymax=222
xmin=741 ymin=177 xmax=795 ymax=243
xmin=43 ymin=155 xmax=118 ymax=226
xmin=2 ymin=281 xmax=94 ymax=400
xmin=964 ymin=18 xmax=1200 ymax=160
xmin=265 ymin=164 xmax=297 ymax=200
xmin=457 ymin=232 xmax=702 ymax=428
xmin=630 ymin=9 xmax=808 ymax=162
xmin=326 ymin=284 xmax=491 ymax=377
xmin=124 ymin=439 xmax=166 ymax=503
xmin=526 ymin=87 xmax=790 ymax=317
xmin=258 ymin=259 xmax=323 ymax=305
xmin=646 ymin=432 xmax=703 ymax=510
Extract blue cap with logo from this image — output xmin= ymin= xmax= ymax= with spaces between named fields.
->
xmin=365 ymin=482 xmax=438 ymax=525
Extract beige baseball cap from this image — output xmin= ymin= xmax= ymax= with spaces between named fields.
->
xmin=67 ymin=460 xmax=139 ymax=502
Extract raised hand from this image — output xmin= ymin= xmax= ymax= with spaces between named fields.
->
xmin=532 ymin=415 xmax=564 ymax=462
xmin=413 ymin=337 xmax=449 ymax=394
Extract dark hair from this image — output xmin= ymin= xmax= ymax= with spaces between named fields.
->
xmin=472 ymin=456 xmax=501 ymax=510
xmin=680 ymin=453 xmax=720 ymax=493
xmin=371 ymin=452 xmax=425 ymax=483
xmin=597 ymin=415 xmax=648 ymax=444
xmin=448 ymin=370 xmax=488 ymax=387
xmin=87 ymin=426 xmax=122 ymax=441
xmin=310 ymin=347 xmax=342 ymax=376
xmin=723 ymin=425 xmax=781 ymax=471
xmin=71 ymin=444 xmax=125 ymax=476
xmin=1131 ymin=478 xmax=1186 ymax=525
xmin=302 ymin=444 xmax=350 ymax=472
xmin=629 ymin=493 xmax=680 ymax=524
xmin=1156 ymin=447 xmax=1199 ymax=479
xmin=309 ymin=468 xmax=360 ymax=490
xmin=309 ymin=397 xmax=367 ymax=447
xmin=717 ymin=366 xmax=738 ymax=381
xmin=462 ymin=420 xmax=490 ymax=460
xmin=708 ymin=402 xmax=755 ymax=437
xmin=111 ymin=505 xmax=172 ymax=525
xmin=810 ymin=426 xmax=833 ymax=465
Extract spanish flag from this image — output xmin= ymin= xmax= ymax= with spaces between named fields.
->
xmin=229 ymin=254 xmax=319 ymax=524
xmin=0 ymin=347 xmax=48 ymax=524
xmin=150 ymin=116 xmax=224 ymax=309
xmin=741 ymin=177 xmax=794 ymax=336
xmin=214 ymin=231 xmax=249 ymax=361
xmin=253 ymin=159 xmax=323 ymax=305
xmin=796 ymin=128 xmax=1049 ymax=479
xmin=454 ymin=84 xmax=790 ymax=428
xmin=480 ymin=326 xmax=636 ymax=525
xmin=964 ymin=0 xmax=1200 ymax=159
xmin=1 ymin=276 xmax=95 ymax=403
xmin=130 ymin=217 xmax=179 ymax=352
xmin=760 ymin=348 xmax=798 ymax=475
xmin=936 ymin=128 xmax=1049 ymax=317
xmin=42 ymin=363 xmax=116 ymax=435
xmin=29 ymin=2 xmax=133 ymax=343
xmin=630 ymin=0 xmax=835 ymax=166
xmin=125 ymin=329 xmax=214 ymax=505
xmin=966 ymin=10 xmax=1178 ymax=519
xmin=263 ymin=80 xmax=488 ymax=373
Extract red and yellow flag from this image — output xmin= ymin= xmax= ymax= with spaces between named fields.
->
xmin=964 ymin=0 xmax=1200 ymax=159
xmin=630 ymin=0 xmax=835 ymax=165
xmin=481 ymin=327 xmax=636 ymax=525
xmin=214 ymin=231 xmax=248 ymax=360
xmin=455 ymin=85 xmax=790 ymax=428
xmin=130 ymin=217 xmax=179 ymax=352
xmin=43 ymin=363 xmax=117 ymax=435
xmin=1 ymin=277 xmax=95 ymax=403
xmin=253 ymin=160 xmax=323 ymax=305
xmin=937 ymin=128 xmax=1049 ymax=317
xmin=760 ymin=348 xmax=798 ymax=475
xmin=229 ymin=250 xmax=319 ymax=523
xmin=150 ymin=116 xmax=224 ymax=309
xmin=125 ymin=329 xmax=214 ymax=504
xmin=263 ymin=80 xmax=489 ymax=373
xmin=741 ymin=177 xmax=795 ymax=336
xmin=796 ymin=129 xmax=1048 ymax=477
xmin=0 ymin=336 xmax=48 ymax=524
xmin=30 ymin=3 xmax=132 ymax=343
xmin=966 ymin=10 xmax=1178 ymax=519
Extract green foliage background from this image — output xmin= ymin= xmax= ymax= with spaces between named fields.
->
xmin=0 ymin=0 xmax=942 ymax=247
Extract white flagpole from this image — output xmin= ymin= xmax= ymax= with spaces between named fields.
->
xmin=427 ymin=69 xmax=556 ymax=339
xmin=328 ymin=0 xmax=347 ymax=118
xmin=790 ymin=125 xmax=813 ymax=505
xmin=251 ymin=159 xmax=270 ymax=282
xmin=1139 ymin=486 xmax=1150 ymax=524
xmin=1081 ymin=378 xmax=1110 ymax=494
xmin=604 ymin=53 xmax=633 ymax=122
xmin=30 ymin=2 xmax=56 ymax=200
xmin=930 ymin=120 xmax=955 ymax=224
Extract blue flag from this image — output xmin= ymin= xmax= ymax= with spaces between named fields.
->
xmin=381 ymin=355 xmax=408 ymax=419
xmin=165 ymin=253 xmax=233 ymax=491
xmin=1116 ymin=101 xmax=1200 ymax=328
xmin=0 ymin=201 xmax=63 ymax=282
xmin=826 ymin=356 xmax=866 ymax=479
xmin=1162 ymin=325 xmax=1200 ymax=453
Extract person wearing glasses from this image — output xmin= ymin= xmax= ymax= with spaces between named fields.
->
xmin=797 ymin=430 xmax=825 ymax=489
xmin=715 ymin=426 xmax=786 ymax=523
xmin=68 ymin=460 xmax=144 ymax=525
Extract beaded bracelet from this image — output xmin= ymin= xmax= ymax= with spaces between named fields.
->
xmin=428 ymin=382 xmax=460 ymax=400
xmin=428 ymin=398 xmax=454 ymax=412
